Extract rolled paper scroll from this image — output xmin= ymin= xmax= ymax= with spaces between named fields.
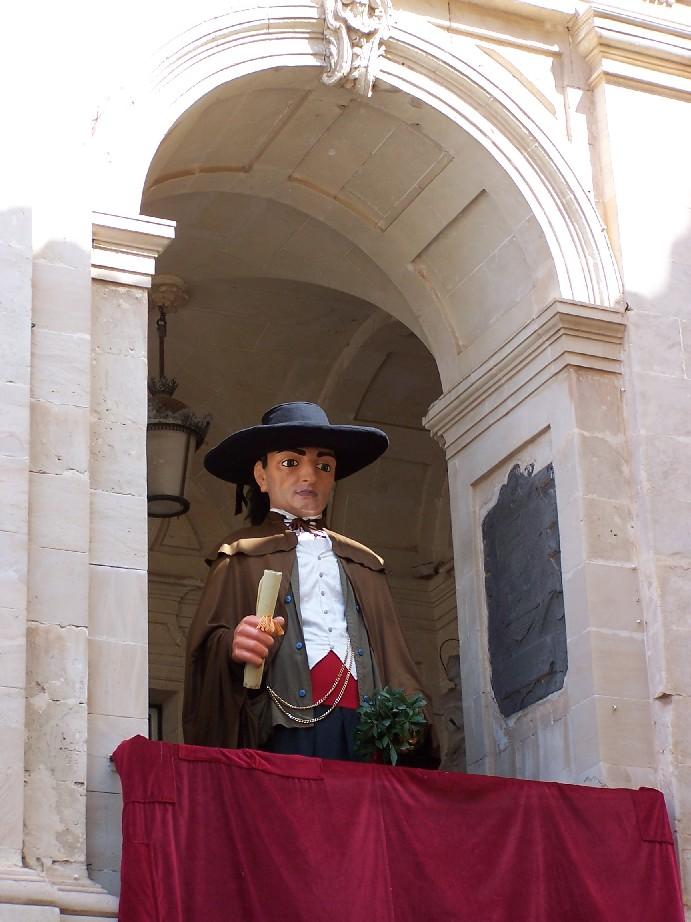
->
xmin=243 ymin=569 xmax=284 ymax=690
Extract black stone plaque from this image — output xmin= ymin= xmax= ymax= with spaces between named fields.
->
xmin=482 ymin=462 xmax=567 ymax=718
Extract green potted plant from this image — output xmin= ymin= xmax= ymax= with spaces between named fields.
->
xmin=355 ymin=687 xmax=428 ymax=766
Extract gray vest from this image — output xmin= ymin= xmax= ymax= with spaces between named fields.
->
xmin=247 ymin=559 xmax=379 ymax=742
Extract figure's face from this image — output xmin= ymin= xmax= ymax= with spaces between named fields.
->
xmin=253 ymin=446 xmax=336 ymax=518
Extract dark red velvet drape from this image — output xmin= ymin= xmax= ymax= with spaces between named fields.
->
xmin=113 ymin=736 xmax=684 ymax=922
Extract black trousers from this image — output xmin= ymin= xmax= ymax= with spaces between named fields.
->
xmin=264 ymin=706 xmax=364 ymax=761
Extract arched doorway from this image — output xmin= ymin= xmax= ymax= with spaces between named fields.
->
xmin=136 ymin=55 xmax=590 ymax=768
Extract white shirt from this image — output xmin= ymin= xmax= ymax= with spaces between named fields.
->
xmin=272 ymin=510 xmax=356 ymax=678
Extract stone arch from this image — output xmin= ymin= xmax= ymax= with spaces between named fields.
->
xmin=92 ymin=4 xmax=622 ymax=352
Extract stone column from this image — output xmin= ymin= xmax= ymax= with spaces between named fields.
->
xmin=86 ymin=214 xmax=174 ymax=896
xmin=21 ymin=192 xmax=100 ymax=920
xmin=0 ymin=173 xmax=56 ymax=918
xmin=425 ymin=300 xmax=655 ymax=786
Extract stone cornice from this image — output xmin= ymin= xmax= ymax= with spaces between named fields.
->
xmin=92 ymin=212 xmax=175 ymax=288
xmin=424 ymin=299 xmax=626 ymax=457
xmin=460 ymin=0 xmax=578 ymax=26
xmin=573 ymin=3 xmax=691 ymax=96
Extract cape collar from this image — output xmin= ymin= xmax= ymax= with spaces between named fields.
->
xmin=214 ymin=512 xmax=384 ymax=571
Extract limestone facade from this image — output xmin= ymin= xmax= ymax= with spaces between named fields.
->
xmin=1 ymin=0 xmax=690 ymax=917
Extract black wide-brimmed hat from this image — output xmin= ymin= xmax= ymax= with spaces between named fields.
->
xmin=204 ymin=402 xmax=389 ymax=485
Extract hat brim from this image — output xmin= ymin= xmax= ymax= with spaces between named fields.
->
xmin=204 ymin=422 xmax=389 ymax=484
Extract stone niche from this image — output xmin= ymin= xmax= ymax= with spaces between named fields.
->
xmin=482 ymin=463 xmax=567 ymax=718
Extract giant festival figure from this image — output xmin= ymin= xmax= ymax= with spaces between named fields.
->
xmin=182 ymin=401 xmax=436 ymax=762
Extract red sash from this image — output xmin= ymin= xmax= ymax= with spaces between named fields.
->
xmin=310 ymin=651 xmax=359 ymax=709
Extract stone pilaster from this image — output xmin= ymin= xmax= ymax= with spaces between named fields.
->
xmin=425 ymin=299 xmax=655 ymax=786
xmin=87 ymin=214 xmax=174 ymax=896
xmin=574 ymin=8 xmax=691 ymax=910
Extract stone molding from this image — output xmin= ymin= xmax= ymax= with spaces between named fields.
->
xmin=0 ymin=867 xmax=118 ymax=918
xmin=92 ymin=212 xmax=175 ymax=288
xmin=573 ymin=3 xmax=691 ymax=97
xmin=424 ymin=300 xmax=626 ymax=457
xmin=53 ymin=879 xmax=119 ymax=919
xmin=322 ymin=0 xmax=393 ymax=97
xmin=0 ymin=868 xmax=56 ymax=907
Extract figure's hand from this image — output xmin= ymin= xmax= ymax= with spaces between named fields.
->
xmin=231 ymin=615 xmax=285 ymax=666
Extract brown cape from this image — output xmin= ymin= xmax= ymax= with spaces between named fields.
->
xmin=182 ymin=513 xmax=437 ymax=761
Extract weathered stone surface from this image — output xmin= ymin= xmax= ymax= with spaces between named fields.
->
xmin=0 ymin=531 xmax=28 ymax=611
xmin=657 ymin=562 xmax=691 ymax=632
xmin=563 ymin=562 xmax=643 ymax=639
xmin=23 ymin=767 xmax=86 ymax=867
xmin=25 ymin=697 xmax=87 ymax=786
xmin=0 ymin=688 xmax=25 ymax=855
xmin=636 ymin=373 xmax=691 ymax=438
xmin=641 ymin=435 xmax=691 ymax=503
xmin=0 ymin=607 xmax=26 ymax=690
xmin=28 ymin=547 xmax=88 ymax=628
xmin=87 ymin=713 xmax=146 ymax=795
xmin=88 ymin=639 xmax=147 ymax=719
xmin=576 ymin=433 xmax=629 ymax=504
xmin=30 ymin=330 xmax=89 ymax=408
xmin=595 ymin=697 xmax=656 ymax=769
xmin=26 ymin=623 xmax=87 ymax=704
xmin=90 ymin=418 xmax=145 ymax=497
xmin=91 ymin=284 xmax=147 ymax=357
xmin=86 ymin=792 xmax=122 ymax=872
xmin=88 ymin=566 xmax=147 ymax=643
xmin=31 ymin=260 xmax=90 ymax=336
xmin=29 ymin=472 xmax=89 ymax=554
xmin=629 ymin=312 xmax=686 ymax=378
xmin=575 ymin=629 xmax=650 ymax=700
xmin=663 ymin=629 xmax=691 ymax=696
xmin=0 ymin=250 xmax=31 ymax=388
xmin=0 ymin=382 xmax=30 ymax=459
xmin=30 ymin=401 xmax=89 ymax=476
xmin=0 ymin=458 xmax=29 ymax=535
xmin=89 ymin=491 xmax=146 ymax=569
xmin=91 ymin=352 xmax=147 ymax=428
xmin=570 ymin=369 xmax=624 ymax=436
xmin=650 ymin=496 xmax=691 ymax=558
xmin=582 ymin=496 xmax=635 ymax=564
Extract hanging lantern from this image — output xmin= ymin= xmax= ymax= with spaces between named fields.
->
xmin=147 ymin=277 xmax=210 ymax=518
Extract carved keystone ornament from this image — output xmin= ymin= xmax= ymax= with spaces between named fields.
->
xmin=322 ymin=0 xmax=393 ymax=97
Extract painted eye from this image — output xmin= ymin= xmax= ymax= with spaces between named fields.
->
xmin=317 ymin=462 xmax=332 ymax=473
xmin=281 ymin=458 xmax=299 ymax=468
